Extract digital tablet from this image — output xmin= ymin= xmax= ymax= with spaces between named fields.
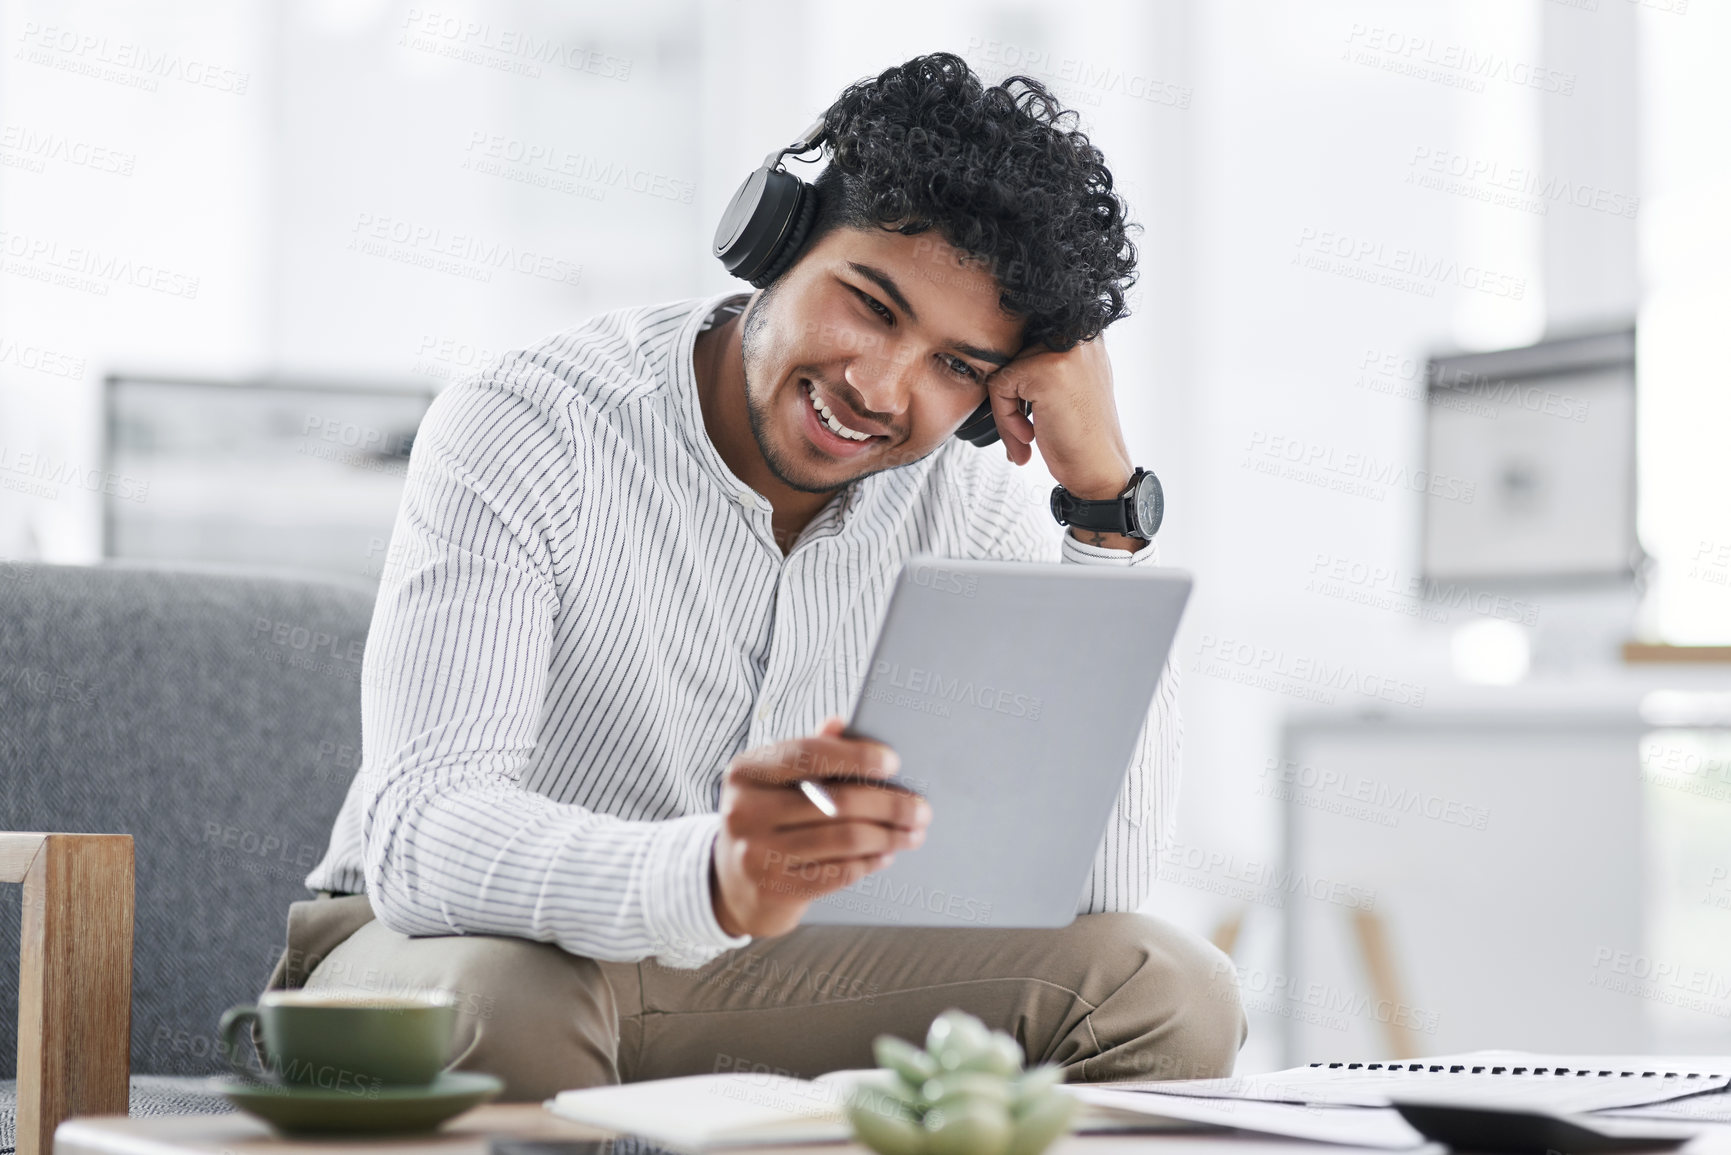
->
xmin=800 ymin=555 xmax=1192 ymax=929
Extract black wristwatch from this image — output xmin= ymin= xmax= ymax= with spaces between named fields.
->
xmin=1050 ymin=467 xmax=1164 ymax=541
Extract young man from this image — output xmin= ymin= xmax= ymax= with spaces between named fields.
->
xmin=278 ymin=52 xmax=1244 ymax=1097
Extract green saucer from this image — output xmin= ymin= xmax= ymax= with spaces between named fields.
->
xmin=212 ymin=1071 xmax=504 ymax=1135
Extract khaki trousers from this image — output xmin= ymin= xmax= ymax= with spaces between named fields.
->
xmin=265 ymin=894 xmax=1246 ymax=1102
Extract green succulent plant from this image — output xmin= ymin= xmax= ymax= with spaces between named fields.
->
xmin=845 ymin=1010 xmax=1076 ymax=1155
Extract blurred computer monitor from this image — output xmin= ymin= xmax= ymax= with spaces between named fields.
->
xmin=103 ymin=374 xmax=437 ymax=584
xmin=1423 ymin=326 xmax=1639 ymax=586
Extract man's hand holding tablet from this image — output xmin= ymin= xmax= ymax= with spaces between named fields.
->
xmin=710 ymin=716 xmax=931 ymax=938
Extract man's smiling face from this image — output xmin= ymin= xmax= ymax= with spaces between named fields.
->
xmin=738 ymin=225 xmax=1026 ymax=494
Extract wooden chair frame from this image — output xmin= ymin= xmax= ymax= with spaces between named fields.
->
xmin=2 ymin=833 xmax=134 ymax=1155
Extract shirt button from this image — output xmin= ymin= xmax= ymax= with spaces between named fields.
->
xmin=737 ymin=490 xmax=758 ymax=509
xmin=755 ymin=702 xmax=771 ymax=721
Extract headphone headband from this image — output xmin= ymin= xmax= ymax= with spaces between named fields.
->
xmin=763 ymin=119 xmax=828 ymax=171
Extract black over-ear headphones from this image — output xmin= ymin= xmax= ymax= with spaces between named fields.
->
xmin=712 ymin=120 xmax=1022 ymax=448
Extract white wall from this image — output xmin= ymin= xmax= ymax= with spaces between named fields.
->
xmin=0 ymin=0 xmax=271 ymax=558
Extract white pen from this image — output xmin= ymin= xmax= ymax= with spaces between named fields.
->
xmin=796 ymin=775 xmax=920 ymax=818
xmin=797 ymin=779 xmax=840 ymax=817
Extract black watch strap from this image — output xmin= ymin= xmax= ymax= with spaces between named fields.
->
xmin=1050 ymin=467 xmax=1160 ymax=540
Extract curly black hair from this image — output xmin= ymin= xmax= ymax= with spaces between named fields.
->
xmin=793 ymin=51 xmax=1138 ymax=352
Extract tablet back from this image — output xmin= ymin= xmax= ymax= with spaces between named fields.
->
xmin=801 ymin=556 xmax=1192 ymax=928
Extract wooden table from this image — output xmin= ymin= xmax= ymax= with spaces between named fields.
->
xmin=49 ymin=1103 xmax=1380 ymax=1155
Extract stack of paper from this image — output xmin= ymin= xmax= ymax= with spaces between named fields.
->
xmin=542 ymin=1052 xmax=1731 ymax=1151
xmin=1075 ymin=1051 xmax=1731 ymax=1150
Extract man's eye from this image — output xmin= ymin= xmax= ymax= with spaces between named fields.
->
xmin=944 ymin=356 xmax=980 ymax=382
xmin=852 ymin=287 xmax=894 ymax=323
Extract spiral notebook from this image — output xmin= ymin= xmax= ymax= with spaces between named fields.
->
xmin=1074 ymin=1051 xmax=1731 ymax=1150
xmin=1122 ymin=1051 xmax=1731 ymax=1114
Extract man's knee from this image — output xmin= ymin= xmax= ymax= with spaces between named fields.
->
xmin=1073 ymin=912 xmax=1247 ymax=1082
xmin=307 ymin=922 xmax=620 ymax=1100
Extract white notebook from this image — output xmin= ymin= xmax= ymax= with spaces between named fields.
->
xmin=546 ymin=1074 xmax=852 ymax=1148
xmin=544 ymin=1069 xmax=1190 ymax=1150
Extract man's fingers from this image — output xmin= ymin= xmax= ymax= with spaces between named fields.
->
xmin=989 ymin=388 xmax=1036 ymax=447
xmin=988 ymin=389 xmax=1034 ymax=466
xmin=765 ymin=821 xmax=920 ymax=866
xmin=754 ymin=854 xmax=888 ymax=903
xmin=773 ymin=783 xmax=930 ymax=832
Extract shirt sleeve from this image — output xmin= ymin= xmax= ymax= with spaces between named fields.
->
xmin=962 ymin=454 xmax=1182 ymax=915
xmin=1060 ymin=532 xmax=1183 ymax=916
xmin=358 ymin=374 xmax=750 ymax=968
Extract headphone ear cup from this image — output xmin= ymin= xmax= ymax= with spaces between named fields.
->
xmin=714 ymin=167 xmax=811 ymax=285
xmin=954 ymin=399 xmax=1002 ymax=447
xmin=954 ymin=398 xmax=1032 ymax=447
xmin=747 ymin=184 xmax=817 ymax=289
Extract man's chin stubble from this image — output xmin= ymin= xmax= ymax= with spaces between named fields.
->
xmin=742 ymin=381 xmax=857 ymax=495
xmin=738 ymin=293 xmax=930 ymax=493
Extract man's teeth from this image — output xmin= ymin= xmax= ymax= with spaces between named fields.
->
xmin=806 ymin=381 xmax=872 ymax=441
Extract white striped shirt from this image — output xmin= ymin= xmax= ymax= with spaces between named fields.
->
xmin=306 ymin=290 xmax=1181 ymax=968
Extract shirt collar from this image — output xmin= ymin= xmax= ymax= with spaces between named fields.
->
xmin=672 ymin=290 xmax=755 ymax=494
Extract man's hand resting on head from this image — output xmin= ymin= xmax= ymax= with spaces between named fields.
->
xmin=711 ymin=716 xmax=931 ymax=938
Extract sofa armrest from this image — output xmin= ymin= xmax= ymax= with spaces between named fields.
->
xmin=2 ymin=833 xmax=134 ymax=1155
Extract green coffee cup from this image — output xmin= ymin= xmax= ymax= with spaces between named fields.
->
xmin=218 ymin=989 xmax=458 ymax=1090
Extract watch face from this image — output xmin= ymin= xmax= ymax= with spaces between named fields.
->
xmin=1133 ymin=471 xmax=1165 ymax=537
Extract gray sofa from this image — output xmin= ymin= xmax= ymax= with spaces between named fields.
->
xmin=0 ymin=561 xmax=376 ymax=1150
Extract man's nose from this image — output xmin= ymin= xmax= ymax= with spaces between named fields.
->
xmin=844 ymin=349 xmax=919 ymax=414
